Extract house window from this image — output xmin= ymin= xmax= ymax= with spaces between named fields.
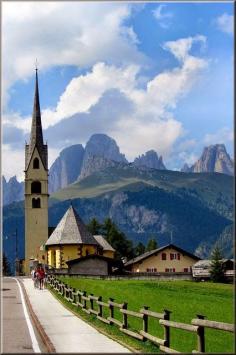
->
xmin=165 ymin=268 xmax=175 ymax=272
xmin=170 ymin=253 xmax=179 ymax=260
xmin=32 ymin=198 xmax=41 ymax=208
xmin=31 ymin=181 xmax=41 ymax=194
xmin=33 ymin=158 xmax=39 ymax=169
xmin=184 ymin=268 xmax=188 ymax=272
xmin=162 ymin=253 xmax=166 ymax=260
xmin=146 ymin=268 xmax=157 ymax=273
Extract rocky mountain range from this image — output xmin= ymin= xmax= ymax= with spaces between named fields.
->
xmin=79 ymin=134 xmax=127 ymax=180
xmin=3 ymin=167 xmax=233 ymax=271
xmin=181 ymin=144 xmax=233 ymax=175
xmin=49 ymin=144 xmax=85 ymax=193
xmin=133 ymin=150 xmax=166 ymax=170
xmin=2 ymin=134 xmax=233 ymax=206
xmin=2 ymin=176 xmax=24 ymax=206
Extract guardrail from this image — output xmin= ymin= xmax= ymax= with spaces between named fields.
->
xmin=46 ymin=275 xmax=234 ymax=353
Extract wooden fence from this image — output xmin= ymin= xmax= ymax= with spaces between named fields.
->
xmin=46 ymin=275 xmax=234 ymax=353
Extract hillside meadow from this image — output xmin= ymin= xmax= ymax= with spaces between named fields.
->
xmin=52 ymin=278 xmax=234 ymax=353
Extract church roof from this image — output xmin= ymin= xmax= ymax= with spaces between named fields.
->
xmin=93 ymin=235 xmax=115 ymax=251
xmin=45 ymin=205 xmax=99 ymax=246
xmin=25 ymin=70 xmax=47 ymax=170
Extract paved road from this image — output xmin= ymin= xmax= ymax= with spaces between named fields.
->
xmin=22 ymin=278 xmax=131 ymax=353
xmin=2 ymin=277 xmax=47 ymax=353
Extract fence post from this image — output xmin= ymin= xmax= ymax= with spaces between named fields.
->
xmin=98 ymin=296 xmax=102 ymax=317
xmin=62 ymin=284 xmax=65 ymax=297
xmin=72 ymin=288 xmax=76 ymax=304
xmin=121 ymin=302 xmax=128 ymax=329
xmin=109 ymin=298 xmax=114 ymax=319
xmin=163 ymin=309 xmax=171 ymax=347
xmin=142 ymin=306 xmax=149 ymax=341
xmin=90 ymin=293 xmax=94 ymax=312
xmin=196 ymin=314 xmax=205 ymax=353
xmin=83 ymin=291 xmax=87 ymax=309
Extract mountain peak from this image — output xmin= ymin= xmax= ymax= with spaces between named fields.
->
xmin=49 ymin=144 xmax=85 ymax=193
xmin=85 ymin=134 xmax=127 ymax=163
xmin=183 ymin=144 xmax=233 ymax=175
xmin=133 ymin=150 xmax=166 ymax=170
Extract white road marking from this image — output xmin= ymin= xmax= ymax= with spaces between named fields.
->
xmin=12 ymin=278 xmax=41 ymax=353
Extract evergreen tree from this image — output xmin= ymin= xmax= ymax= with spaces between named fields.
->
xmin=146 ymin=238 xmax=158 ymax=252
xmin=135 ymin=242 xmax=146 ymax=256
xmin=103 ymin=218 xmax=113 ymax=235
xmin=209 ymin=246 xmax=225 ymax=283
xmin=103 ymin=219 xmax=134 ymax=259
xmin=87 ymin=218 xmax=102 ymax=235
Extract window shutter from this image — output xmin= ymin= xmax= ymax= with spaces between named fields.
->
xmin=173 ymin=268 xmax=175 ymax=272
xmin=170 ymin=253 xmax=173 ymax=260
xmin=177 ymin=253 xmax=180 ymax=260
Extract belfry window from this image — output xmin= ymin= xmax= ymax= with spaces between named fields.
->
xmin=32 ymin=198 xmax=41 ymax=208
xmin=31 ymin=181 xmax=41 ymax=194
xmin=33 ymin=158 xmax=39 ymax=169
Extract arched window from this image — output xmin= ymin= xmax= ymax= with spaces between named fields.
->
xmin=31 ymin=181 xmax=41 ymax=194
xmin=32 ymin=198 xmax=41 ymax=208
xmin=33 ymin=158 xmax=39 ymax=169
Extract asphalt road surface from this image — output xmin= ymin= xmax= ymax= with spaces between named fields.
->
xmin=2 ymin=277 xmax=47 ymax=353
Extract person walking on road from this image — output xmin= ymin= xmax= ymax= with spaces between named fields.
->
xmin=31 ymin=268 xmax=39 ymax=288
xmin=38 ymin=266 xmax=45 ymax=290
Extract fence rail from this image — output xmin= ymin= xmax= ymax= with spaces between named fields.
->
xmin=46 ymin=274 xmax=233 ymax=353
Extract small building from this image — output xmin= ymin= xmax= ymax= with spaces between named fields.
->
xmin=45 ymin=205 xmax=115 ymax=269
xmin=93 ymin=235 xmax=115 ymax=259
xmin=66 ymin=255 xmax=121 ymax=276
xmin=192 ymin=259 xmax=234 ymax=280
xmin=124 ymin=244 xmax=200 ymax=273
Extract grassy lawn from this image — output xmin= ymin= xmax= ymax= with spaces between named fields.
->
xmin=51 ymin=278 xmax=234 ymax=353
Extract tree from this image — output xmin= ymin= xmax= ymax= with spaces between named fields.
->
xmin=135 ymin=242 xmax=146 ymax=256
xmin=209 ymin=246 xmax=225 ymax=283
xmin=87 ymin=218 xmax=102 ymax=235
xmin=146 ymin=238 xmax=158 ymax=252
xmin=103 ymin=218 xmax=134 ymax=260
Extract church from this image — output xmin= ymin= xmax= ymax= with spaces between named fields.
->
xmin=24 ymin=70 xmax=115 ymax=274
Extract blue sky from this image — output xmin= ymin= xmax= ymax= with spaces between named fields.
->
xmin=2 ymin=1 xmax=234 ymax=180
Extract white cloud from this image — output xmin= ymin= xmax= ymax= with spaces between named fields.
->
xmin=42 ymin=62 xmax=140 ymax=128
xmin=204 ymin=127 xmax=233 ymax=145
xmin=178 ymin=151 xmax=198 ymax=166
xmin=163 ymin=35 xmax=206 ymax=62
xmin=3 ymin=112 xmax=31 ymax=134
xmin=2 ymin=2 xmax=145 ymax=109
xmin=153 ymin=4 xmax=173 ymax=29
xmin=114 ymin=117 xmax=183 ymax=161
xmin=215 ymin=13 xmax=233 ymax=34
xmin=3 ymin=29 xmax=209 ymax=177
xmin=2 ymin=144 xmax=25 ymax=181
xmin=177 ymin=139 xmax=197 ymax=152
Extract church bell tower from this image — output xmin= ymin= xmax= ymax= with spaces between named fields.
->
xmin=25 ymin=69 xmax=49 ymax=274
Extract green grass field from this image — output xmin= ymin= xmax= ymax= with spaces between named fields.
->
xmin=54 ymin=278 xmax=234 ymax=353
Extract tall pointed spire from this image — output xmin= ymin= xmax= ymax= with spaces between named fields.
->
xmin=25 ymin=68 xmax=48 ymax=171
xmin=29 ymin=68 xmax=44 ymax=148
